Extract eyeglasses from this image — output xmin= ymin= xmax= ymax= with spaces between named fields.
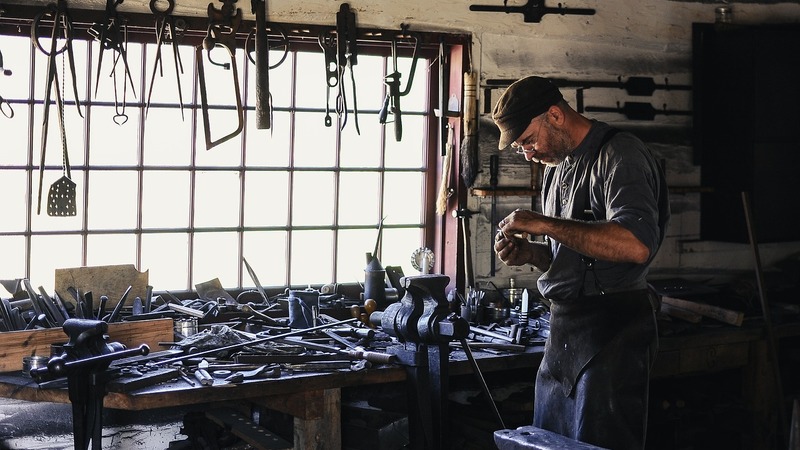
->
xmin=511 ymin=116 xmax=545 ymax=154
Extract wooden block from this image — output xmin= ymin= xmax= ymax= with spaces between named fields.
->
xmin=659 ymin=302 xmax=703 ymax=323
xmin=661 ymin=296 xmax=744 ymax=326
xmin=54 ymin=264 xmax=149 ymax=309
xmin=0 ymin=318 xmax=173 ymax=372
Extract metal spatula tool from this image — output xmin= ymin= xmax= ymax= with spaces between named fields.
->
xmin=47 ymin=174 xmax=76 ymax=216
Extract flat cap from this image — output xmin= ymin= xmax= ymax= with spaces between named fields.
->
xmin=492 ymin=76 xmax=563 ymax=149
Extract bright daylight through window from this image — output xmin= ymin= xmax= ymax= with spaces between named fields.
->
xmin=0 ymin=29 xmax=433 ymax=294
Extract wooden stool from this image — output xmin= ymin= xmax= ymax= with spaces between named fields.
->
xmin=494 ymin=426 xmax=608 ymax=450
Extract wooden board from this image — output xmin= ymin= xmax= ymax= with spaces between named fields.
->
xmin=0 ymin=318 xmax=173 ymax=372
xmin=662 ymin=296 xmax=744 ymax=326
xmin=54 ymin=264 xmax=149 ymax=309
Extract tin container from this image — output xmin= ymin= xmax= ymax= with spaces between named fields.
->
xmin=174 ymin=317 xmax=198 ymax=338
xmin=22 ymin=355 xmax=49 ymax=377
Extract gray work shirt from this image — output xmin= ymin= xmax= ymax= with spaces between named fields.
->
xmin=538 ymin=121 xmax=669 ymax=300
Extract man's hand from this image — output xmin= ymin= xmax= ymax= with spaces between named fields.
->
xmin=494 ymin=231 xmax=533 ymax=266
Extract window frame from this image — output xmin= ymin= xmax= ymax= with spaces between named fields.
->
xmin=0 ymin=5 xmax=468 ymax=294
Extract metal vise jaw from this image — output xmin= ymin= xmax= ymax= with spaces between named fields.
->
xmin=370 ymin=274 xmax=469 ymax=360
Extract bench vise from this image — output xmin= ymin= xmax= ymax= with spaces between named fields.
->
xmin=369 ymin=274 xmax=469 ymax=450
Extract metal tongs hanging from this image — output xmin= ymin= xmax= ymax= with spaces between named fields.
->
xmin=197 ymin=0 xmax=244 ymax=150
xmin=31 ymin=0 xmax=83 ymax=215
xmin=379 ymin=24 xmax=420 ymax=142
xmin=89 ymin=0 xmax=136 ymax=100
xmin=145 ymin=0 xmax=186 ymax=120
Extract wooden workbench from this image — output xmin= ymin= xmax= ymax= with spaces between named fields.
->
xmin=1 ymin=320 xmax=797 ymax=449
xmin=0 ymin=345 xmax=545 ymax=450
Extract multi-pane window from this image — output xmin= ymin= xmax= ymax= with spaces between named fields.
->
xmin=0 ymin=22 xmax=437 ymax=294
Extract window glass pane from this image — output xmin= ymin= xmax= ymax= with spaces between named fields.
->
xmin=244 ymin=171 xmax=289 ymax=227
xmin=142 ymin=171 xmax=190 ymax=229
xmin=383 ymin=171 xmax=423 ymax=225
xmin=397 ymin=56 xmax=429 ymax=112
xmin=194 ymin=171 xmax=241 ymax=228
xmin=89 ymin=106 xmax=140 ymax=166
xmin=30 ymin=234 xmax=82 ymax=292
xmin=31 ymin=170 xmax=85 ymax=232
xmin=144 ymin=108 xmax=192 ymax=166
xmin=337 ymin=229 xmax=379 ymax=282
xmin=141 ymin=232 xmax=189 ymax=291
xmin=0 ymin=170 xmax=28 ymax=232
xmin=292 ymin=171 xmax=334 ymax=226
xmin=338 ymin=172 xmax=380 ymax=225
xmin=290 ymin=229 xmax=333 ymax=285
xmin=32 ymin=100 xmax=86 ymax=168
xmin=293 ymin=113 xmax=336 ymax=167
xmin=243 ymin=230 xmax=287 ymax=287
xmin=193 ymin=231 xmax=238 ymax=288
xmin=385 ymin=114 xmax=425 ymax=167
xmin=0 ymin=106 xmax=30 ymax=165
xmin=32 ymin=39 xmax=89 ymax=104
xmin=294 ymin=52 xmax=326 ymax=109
xmin=87 ymin=233 xmax=136 ymax=267
xmin=3 ymin=35 xmax=32 ymax=99
xmin=194 ymin=109 xmax=244 ymax=159
xmin=340 ymin=111 xmax=382 ymax=168
xmin=141 ymin=233 xmax=189 ymax=290
xmin=244 ymin=111 xmax=291 ymax=165
xmin=87 ymin=171 xmax=138 ymax=230
xmin=0 ymin=236 xmax=26 ymax=281
xmin=353 ymin=55 xmax=386 ymax=112
xmin=195 ymin=47 xmax=245 ymax=105
xmin=381 ymin=227 xmax=424 ymax=276
xmin=142 ymin=42 xmax=195 ymax=110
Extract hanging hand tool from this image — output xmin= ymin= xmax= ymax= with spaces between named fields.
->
xmin=379 ymin=24 xmax=420 ymax=142
xmin=469 ymin=0 xmax=595 ymax=23
xmin=251 ymin=0 xmax=270 ymax=130
xmin=145 ymin=0 xmax=185 ymax=120
xmin=89 ymin=0 xmax=136 ymax=99
xmin=0 ymin=48 xmax=13 ymax=117
xmin=489 ymin=154 xmax=499 ymax=276
xmin=336 ymin=2 xmax=359 ymax=134
xmin=197 ymin=0 xmax=244 ymax=150
xmin=318 ymin=31 xmax=337 ymax=128
xmin=31 ymin=0 xmax=82 ymax=216
xmin=453 ymin=209 xmax=476 ymax=289
xmin=584 ymin=101 xmax=692 ymax=121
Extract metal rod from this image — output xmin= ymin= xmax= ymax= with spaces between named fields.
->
xmin=460 ymin=338 xmax=505 ymax=429
xmin=156 ymin=318 xmax=358 ymax=366
xmin=742 ymin=191 xmax=789 ymax=447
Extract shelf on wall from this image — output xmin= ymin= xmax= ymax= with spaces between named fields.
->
xmin=471 ymin=187 xmax=540 ymax=197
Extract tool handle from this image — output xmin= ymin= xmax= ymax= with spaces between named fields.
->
xmin=489 ymin=154 xmax=499 ymax=187
xmin=357 ymin=350 xmax=397 ymax=365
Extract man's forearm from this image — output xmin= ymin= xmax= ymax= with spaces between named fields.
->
xmin=540 ymin=217 xmax=650 ymax=264
xmin=527 ymin=241 xmax=552 ymax=271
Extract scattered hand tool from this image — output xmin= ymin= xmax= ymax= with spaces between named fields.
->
xmin=282 ymin=336 xmax=397 ymax=365
xmin=31 ymin=0 xmax=82 ymax=216
xmin=242 ymin=257 xmax=271 ymax=306
xmin=145 ymin=0 xmax=185 ymax=120
xmin=156 ymin=318 xmax=358 ymax=367
xmin=379 ymin=24 xmax=420 ymax=141
xmin=197 ymin=0 xmax=244 ymax=150
xmin=223 ymin=364 xmax=280 ymax=383
xmin=105 ymin=285 xmax=132 ymax=323
xmin=469 ymin=0 xmax=596 ymax=23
